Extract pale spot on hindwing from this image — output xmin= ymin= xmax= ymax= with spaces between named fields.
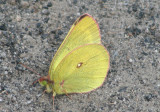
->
xmin=77 ymin=62 xmax=83 ymax=68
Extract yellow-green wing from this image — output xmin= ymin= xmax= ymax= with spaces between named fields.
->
xmin=53 ymin=44 xmax=110 ymax=94
xmin=49 ymin=14 xmax=101 ymax=80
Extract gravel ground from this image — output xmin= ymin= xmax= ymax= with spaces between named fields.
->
xmin=0 ymin=0 xmax=160 ymax=112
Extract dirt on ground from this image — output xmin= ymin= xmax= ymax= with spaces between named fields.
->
xmin=0 ymin=0 xmax=160 ymax=112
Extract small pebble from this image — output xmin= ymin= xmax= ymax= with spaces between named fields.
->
xmin=129 ymin=58 xmax=133 ymax=63
xmin=118 ymin=86 xmax=127 ymax=92
xmin=77 ymin=13 xmax=80 ymax=16
xmin=155 ymin=32 xmax=160 ymax=42
xmin=42 ymin=6 xmax=48 ymax=9
xmin=8 ymin=0 xmax=16 ymax=5
xmin=4 ymin=71 xmax=8 ymax=75
xmin=47 ymin=2 xmax=52 ymax=7
xmin=3 ymin=66 xmax=7 ymax=69
xmin=1 ymin=52 xmax=6 ymax=57
xmin=73 ymin=0 xmax=78 ymax=4
xmin=13 ymin=96 xmax=16 ymax=101
xmin=25 ymin=27 xmax=28 ymax=31
xmin=0 ymin=23 xmax=7 ymax=31
xmin=41 ymin=34 xmax=48 ymax=39
xmin=21 ymin=1 xmax=30 ymax=8
xmin=36 ymin=22 xmax=41 ymax=28
xmin=8 ymin=94 xmax=12 ymax=99
xmin=26 ymin=100 xmax=33 ymax=104
xmin=0 ymin=97 xmax=3 ymax=102
xmin=157 ymin=82 xmax=160 ymax=87
xmin=43 ymin=17 xmax=49 ymax=23
xmin=42 ymin=9 xmax=50 ymax=15
xmin=145 ymin=28 xmax=149 ymax=33
xmin=16 ymin=15 xmax=22 ymax=22
xmin=144 ymin=93 xmax=154 ymax=101
xmin=0 ymin=66 xmax=2 ymax=73
xmin=155 ymin=49 xmax=158 ymax=53
xmin=36 ymin=94 xmax=41 ymax=97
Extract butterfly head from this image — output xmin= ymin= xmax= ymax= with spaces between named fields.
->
xmin=39 ymin=76 xmax=54 ymax=93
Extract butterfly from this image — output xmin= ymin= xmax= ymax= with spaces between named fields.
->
xmin=39 ymin=13 xmax=110 ymax=106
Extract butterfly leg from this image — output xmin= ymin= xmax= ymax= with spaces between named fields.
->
xmin=52 ymin=92 xmax=56 ymax=110
xmin=60 ymin=81 xmax=72 ymax=99
xmin=62 ymin=89 xmax=72 ymax=99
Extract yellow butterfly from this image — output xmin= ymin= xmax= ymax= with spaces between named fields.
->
xmin=39 ymin=13 xmax=110 ymax=104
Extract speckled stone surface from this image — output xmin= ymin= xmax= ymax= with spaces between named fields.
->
xmin=0 ymin=0 xmax=160 ymax=112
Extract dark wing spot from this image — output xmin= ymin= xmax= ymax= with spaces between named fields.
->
xmin=74 ymin=14 xmax=87 ymax=25
xmin=79 ymin=14 xmax=87 ymax=21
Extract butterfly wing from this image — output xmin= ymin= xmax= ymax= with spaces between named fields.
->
xmin=49 ymin=14 xmax=101 ymax=80
xmin=53 ymin=44 xmax=110 ymax=94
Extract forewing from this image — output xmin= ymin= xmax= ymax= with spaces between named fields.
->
xmin=53 ymin=44 xmax=110 ymax=94
xmin=49 ymin=14 xmax=101 ymax=79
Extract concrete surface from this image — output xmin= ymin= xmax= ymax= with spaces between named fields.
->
xmin=0 ymin=0 xmax=160 ymax=112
